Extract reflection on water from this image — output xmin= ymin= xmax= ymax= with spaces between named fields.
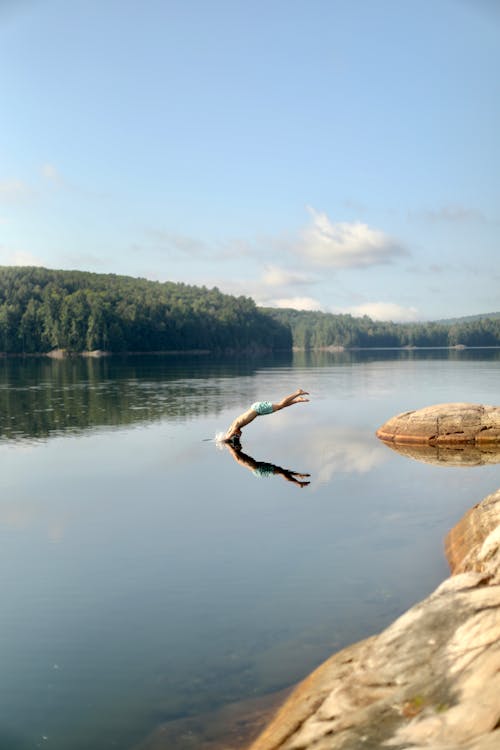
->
xmin=380 ymin=440 xmax=500 ymax=467
xmin=0 ymin=350 xmax=499 ymax=750
xmin=224 ymin=442 xmax=311 ymax=488
xmin=1 ymin=348 xmax=498 ymax=443
xmin=292 ymin=347 xmax=500 ymax=368
xmin=301 ymin=426 xmax=389 ymax=484
xmin=0 ymin=349 xmax=500 ymax=440
xmin=0 ymin=354 xmax=293 ymax=442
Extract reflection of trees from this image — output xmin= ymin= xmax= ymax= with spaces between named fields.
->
xmin=0 ymin=355 xmax=292 ymax=442
xmin=292 ymin=348 xmax=500 ymax=369
xmin=224 ymin=442 xmax=310 ymax=487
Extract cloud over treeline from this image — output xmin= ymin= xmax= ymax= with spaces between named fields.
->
xmin=268 ymin=296 xmax=322 ymax=311
xmin=262 ymin=265 xmax=316 ymax=287
xmin=298 ymin=208 xmax=408 ymax=268
xmin=341 ymin=301 xmax=419 ymax=322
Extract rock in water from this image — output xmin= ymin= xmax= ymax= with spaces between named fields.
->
xmin=376 ymin=403 xmax=500 ymax=445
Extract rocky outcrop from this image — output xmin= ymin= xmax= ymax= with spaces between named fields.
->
xmin=445 ymin=488 xmax=500 ymax=575
xmin=376 ymin=403 xmax=500 ymax=445
xmin=249 ymin=487 xmax=500 ymax=750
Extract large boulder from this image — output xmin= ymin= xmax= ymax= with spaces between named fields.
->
xmin=445 ymin=488 xmax=500 ymax=575
xmin=376 ymin=403 xmax=500 ymax=445
xmin=249 ymin=488 xmax=500 ymax=750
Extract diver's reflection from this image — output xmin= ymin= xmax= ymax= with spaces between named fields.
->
xmin=225 ymin=441 xmax=311 ymax=488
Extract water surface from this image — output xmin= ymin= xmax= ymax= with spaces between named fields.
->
xmin=0 ymin=350 xmax=498 ymax=749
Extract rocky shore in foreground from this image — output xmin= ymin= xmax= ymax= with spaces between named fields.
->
xmin=137 ymin=483 xmax=500 ymax=750
xmin=249 ymin=404 xmax=500 ymax=750
xmin=249 ymin=485 xmax=500 ymax=750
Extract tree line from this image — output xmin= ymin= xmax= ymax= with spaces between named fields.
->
xmin=0 ymin=266 xmax=291 ymax=353
xmin=0 ymin=266 xmax=498 ymax=353
xmin=265 ymin=308 xmax=500 ymax=348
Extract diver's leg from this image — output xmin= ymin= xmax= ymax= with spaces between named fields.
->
xmin=272 ymin=390 xmax=309 ymax=412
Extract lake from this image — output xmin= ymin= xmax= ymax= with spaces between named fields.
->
xmin=0 ymin=349 xmax=499 ymax=750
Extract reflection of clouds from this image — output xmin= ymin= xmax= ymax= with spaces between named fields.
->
xmin=0 ymin=500 xmax=68 ymax=542
xmin=0 ymin=503 xmax=36 ymax=530
xmin=302 ymin=426 xmax=389 ymax=485
xmin=48 ymin=521 xmax=66 ymax=543
xmin=232 ymin=410 xmax=388 ymax=486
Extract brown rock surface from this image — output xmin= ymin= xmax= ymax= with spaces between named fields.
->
xmin=445 ymin=489 xmax=500 ymax=575
xmin=376 ymin=403 xmax=500 ymax=445
xmin=249 ymin=488 xmax=500 ymax=750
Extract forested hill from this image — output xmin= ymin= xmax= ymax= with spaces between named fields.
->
xmin=436 ymin=312 xmax=500 ymax=325
xmin=264 ymin=307 xmax=500 ymax=348
xmin=0 ymin=266 xmax=499 ymax=354
xmin=0 ymin=266 xmax=291 ymax=353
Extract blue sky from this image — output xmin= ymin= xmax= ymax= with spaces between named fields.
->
xmin=1 ymin=0 xmax=499 ymax=321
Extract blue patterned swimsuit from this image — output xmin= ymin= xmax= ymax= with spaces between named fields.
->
xmin=251 ymin=401 xmax=274 ymax=415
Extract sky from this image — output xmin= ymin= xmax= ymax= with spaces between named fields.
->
xmin=1 ymin=0 xmax=499 ymax=322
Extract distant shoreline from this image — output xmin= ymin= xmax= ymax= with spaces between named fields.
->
xmin=1 ymin=345 xmax=499 ymax=360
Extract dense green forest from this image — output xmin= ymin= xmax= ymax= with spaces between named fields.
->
xmin=0 ymin=266 xmax=498 ymax=353
xmin=265 ymin=308 xmax=500 ymax=349
xmin=0 ymin=266 xmax=291 ymax=353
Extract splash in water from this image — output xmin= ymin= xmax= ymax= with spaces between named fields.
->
xmin=202 ymin=432 xmax=227 ymax=449
xmin=214 ymin=431 xmax=227 ymax=448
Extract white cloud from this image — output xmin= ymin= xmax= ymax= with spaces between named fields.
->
xmin=56 ymin=251 xmax=108 ymax=270
xmin=0 ymin=246 xmax=44 ymax=267
xmin=262 ymin=265 xmax=316 ymax=287
xmin=339 ymin=301 xmax=419 ymax=322
xmin=0 ymin=179 xmax=35 ymax=202
xmin=299 ymin=207 xmax=408 ymax=268
xmin=268 ymin=296 xmax=323 ymax=311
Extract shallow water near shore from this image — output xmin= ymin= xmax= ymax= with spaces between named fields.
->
xmin=0 ymin=349 xmax=499 ymax=749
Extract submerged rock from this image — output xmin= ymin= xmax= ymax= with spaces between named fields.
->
xmin=249 ymin=488 xmax=500 ymax=750
xmin=376 ymin=403 xmax=500 ymax=445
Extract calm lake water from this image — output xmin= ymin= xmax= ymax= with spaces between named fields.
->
xmin=0 ymin=350 xmax=499 ymax=750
